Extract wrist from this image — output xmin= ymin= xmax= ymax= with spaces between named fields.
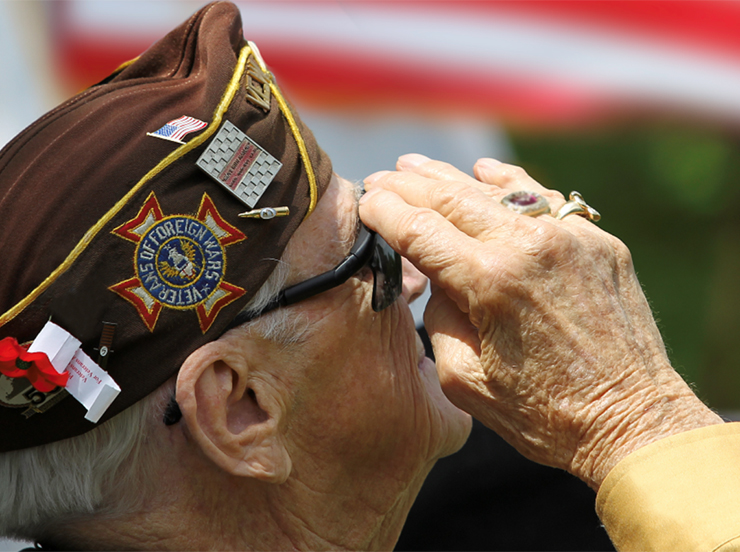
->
xmin=572 ymin=376 xmax=723 ymax=490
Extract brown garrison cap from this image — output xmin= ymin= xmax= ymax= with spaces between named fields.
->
xmin=0 ymin=1 xmax=332 ymax=451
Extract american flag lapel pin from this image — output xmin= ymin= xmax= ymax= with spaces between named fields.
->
xmin=147 ymin=116 xmax=208 ymax=145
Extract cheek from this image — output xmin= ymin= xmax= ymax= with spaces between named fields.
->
xmin=296 ymin=304 xmax=421 ymax=433
xmin=347 ymin=307 xmax=425 ymax=427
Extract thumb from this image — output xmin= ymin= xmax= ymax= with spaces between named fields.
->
xmin=425 ymin=286 xmax=482 ymax=404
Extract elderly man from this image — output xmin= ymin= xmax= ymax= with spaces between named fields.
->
xmin=0 ymin=3 xmax=469 ymax=549
xmin=3 ymin=2 xmax=740 ymax=551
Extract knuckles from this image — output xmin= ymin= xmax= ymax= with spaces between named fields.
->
xmin=416 ymin=159 xmax=466 ymax=180
xmin=430 ymin=179 xmax=486 ymax=216
xmin=497 ymin=163 xmax=531 ymax=183
xmin=609 ymin=235 xmax=634 ymax=272
xmin=393 ymin=207 xmax=437 ymax=248
xmin=391 ymin=208 xmax=458 ymax=271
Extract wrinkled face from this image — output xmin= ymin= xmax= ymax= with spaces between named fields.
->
xmin=275 ymin=174 xmax=471 ymax=498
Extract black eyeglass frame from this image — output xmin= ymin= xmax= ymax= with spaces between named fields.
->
xmin=224 ymin=223 xmax=402 ymax=331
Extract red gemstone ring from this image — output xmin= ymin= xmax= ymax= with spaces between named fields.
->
xmin=501 ymin=191 xmax=551 ymax=217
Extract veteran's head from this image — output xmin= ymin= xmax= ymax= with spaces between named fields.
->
xmin=0 ymin=3 xmax=470 ymax=550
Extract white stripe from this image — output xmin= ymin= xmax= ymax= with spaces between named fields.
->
xmin=170 ymin=116 xmax=207 ymax=141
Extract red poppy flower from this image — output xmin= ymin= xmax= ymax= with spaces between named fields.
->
xmin=0 ymin=337 xmax=69 ymax=393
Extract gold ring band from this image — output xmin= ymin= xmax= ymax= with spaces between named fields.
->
xmin=555 ymin=191 xmax=600 ymax=222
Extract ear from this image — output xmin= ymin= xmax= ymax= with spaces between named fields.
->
xmin=176 ymin=338 xmax=292 ymax=484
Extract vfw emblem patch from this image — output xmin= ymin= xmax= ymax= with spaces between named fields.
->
xmin=110 ymin=192 xmax=246 ymax=333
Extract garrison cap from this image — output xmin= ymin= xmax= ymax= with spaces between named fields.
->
xmin=0 ymin=1 xmax=332 ymax=451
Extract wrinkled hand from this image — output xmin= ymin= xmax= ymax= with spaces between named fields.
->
xmin=360 ymin=154 xmax=721 ymax=489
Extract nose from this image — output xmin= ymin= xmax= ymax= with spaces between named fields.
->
xmin=401 ymin=258 xmax=428 ymax=304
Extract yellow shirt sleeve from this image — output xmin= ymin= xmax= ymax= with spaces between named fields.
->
xmin=596 ymin=422 xmax=740 ymax=551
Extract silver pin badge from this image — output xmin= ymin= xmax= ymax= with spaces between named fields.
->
xmin=239 ymin=207 xmax=290 ymax=220
xmin=196 ymin=121 xmax=282 ymax=208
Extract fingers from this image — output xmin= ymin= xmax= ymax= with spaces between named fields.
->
xmin=424 ymin=286 xmax=483 ymax=404
xmin=394 ymin=154 xmax=533 ymax=205
xmin=424 ymin=285 xmax=481 ymax=358
xmin=391 ymin=153 xmax=559 ymax=202
xmin=473 ymin=158 xmax=539 ymax=190
xmin=475 ymin=158 xmax=566 ymax=214
xmin=359 ymin=186 xmax=485 ymax=313
xmin=382 ymin=153 xmax=569 ymax=220
xmin=472 ymin=158 xmax=607 ymax=232
xmin=360 ymin=155 xmax=604 ymax=319
xmin=395 ymin=153 xmax=493 ymax=196
xmin=364 ymin=164 xmax=521 ymax=242
xmin=473 ymin=158 xmax=557 ymax=196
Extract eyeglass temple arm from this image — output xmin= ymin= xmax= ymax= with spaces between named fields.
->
xmin=224 ymin=227 xmax=375 ymax=331
xmin=279 ymin=226 xmax=375 ymax=307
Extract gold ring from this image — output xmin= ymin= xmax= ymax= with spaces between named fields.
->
xmin=501 ymin=191 xmax=551 ymax=217
xmin=555 ymin=192 xmax=600 ymax=222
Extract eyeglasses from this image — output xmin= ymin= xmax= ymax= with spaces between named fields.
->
xmin=163 ymin=225 xmax=403 ymax=426
xmin=226 ymin=223 xmax=403 ymax=330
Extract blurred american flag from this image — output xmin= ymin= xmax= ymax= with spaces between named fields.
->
xmin=51 ymin=1 xmax=740 ymax=128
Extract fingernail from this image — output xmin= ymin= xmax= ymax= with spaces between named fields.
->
xmin=477 ymin=158 xmax=502 ymax=169
xmin=397 ymin=153 xmax=430 ymax=169
xmin=364 ymin=170 xmax=390 ymax=186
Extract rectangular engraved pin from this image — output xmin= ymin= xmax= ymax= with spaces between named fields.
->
xmin=196 ymin=121 xmax=282 ymax=208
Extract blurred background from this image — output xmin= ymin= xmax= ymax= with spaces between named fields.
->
xmin=2 ymin=1 xmax=740 ymax=550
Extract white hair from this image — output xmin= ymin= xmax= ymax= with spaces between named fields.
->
xmin=236 ymin=257 xmax=311 ymax=347
xmin=0 ymin=384 xmax=168 ymax=543
xmin=0 ymin=255 xmax=300 ymax=543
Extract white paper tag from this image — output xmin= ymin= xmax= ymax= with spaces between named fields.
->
xmin=28 ymin=321 xmax=81 ymax=374
xmin=29 ymin=321 xmax=121 ymax=423
xmin=64 ymin=349 xmax=121 ymax=423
